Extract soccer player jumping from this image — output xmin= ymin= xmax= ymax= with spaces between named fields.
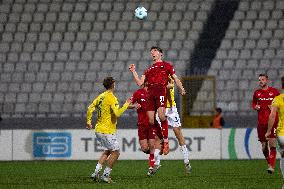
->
xmin=266 ymin=76 xmax=284 ymax=189
xmin=252 ymin=73 xmax=280 ymax=174
xmin=130 ymin=83 xmax=163 ymax=176
xmin=129 ymin=46 xmax=186 ymax=155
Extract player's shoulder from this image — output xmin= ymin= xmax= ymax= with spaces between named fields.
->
xmin=269 ymin=86 xmax=280 ymax=92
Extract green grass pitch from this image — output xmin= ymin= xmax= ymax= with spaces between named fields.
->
xmin=0 ymin=160 xmax=282 ymax=189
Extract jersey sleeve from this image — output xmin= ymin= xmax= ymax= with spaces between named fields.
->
xmin=86 ymin=96 xmax=99 ymax=125
xmin=251 ymin=91 xmax=258 ymax=110
xmin=272 ymin=96 xmax=280 ymax=108
xmin=131 ymin=91 xmax=138 ymax=104
xmin=167 ymin=63 xmax=175 ymax=76
xmin=110 ymin=95 xmax=130 ymax=117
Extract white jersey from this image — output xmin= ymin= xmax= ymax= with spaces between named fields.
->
xmin=156 ymin=106 xmax=181 ymax=127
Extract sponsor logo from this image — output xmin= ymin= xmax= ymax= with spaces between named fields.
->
xmin=33 ymin=132 xmax=71 ymax=158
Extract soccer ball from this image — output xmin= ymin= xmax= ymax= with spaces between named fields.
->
xmin=134 ymin=6 xmax=147 ymax=20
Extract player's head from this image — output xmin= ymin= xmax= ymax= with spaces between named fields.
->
xmin=258 ymin=73 xmax=269 ymax=88
xmin=150 ymin=46 xmax=163 ymax=62
xmin=281 ymin=76 xmax=284 ymax=89
xmin=215 ymin=107 xmax=222 ymax=114
xmin=103 ymin=77 xmax=115 ymax=90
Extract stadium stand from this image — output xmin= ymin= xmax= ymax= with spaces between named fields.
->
xmin=0 ymin=0 xmax=215 ymax=128
xmin=0 ymin=0 xmax=283 ymax=128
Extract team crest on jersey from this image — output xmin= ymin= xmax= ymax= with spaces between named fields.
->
xmin=269 ymin=92 xmax=273 ymax=96
xmin=257 ymin=93 xmax=261 ymax=97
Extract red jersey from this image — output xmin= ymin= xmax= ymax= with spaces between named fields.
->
xmin=144 ymin=61 xmax=175 ymax=87
xmin=131 ymin=88 xmax=149 ymax=126
xmin=252 ymin=86 xmax=280 ymax=125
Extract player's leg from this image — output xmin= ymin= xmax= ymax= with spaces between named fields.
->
xmin=278 ymin=136 xmax=284 ymax=179
xmin=157 ymin=106 xmax=170 ymax=155
xmin=167 ymin=107 xmax=191 ymax=173
xmin=257 ymin=125 xmax=270 ymax=165
xmin=91 ymin=150 xmax=110 ymax=181
xmin=266 ymin=138 xmax=276 ymax=173
xmin=267 ymin=124 xmax=278 ymax=173
xmin=101 ymin=134 xmax=120 ymax=183
xmin=91 ymin=132 xmax=110 ymax=181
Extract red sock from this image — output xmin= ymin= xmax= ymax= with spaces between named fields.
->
xmin=263 ymin=146 xmax=269 ymax=164
xmin=161 ymin=120 xmax=168 ymax=141
xmin=269 ymin=147 xmax=277 ymax=168
xmin=149 ymin=153 xmax=155 ymax=168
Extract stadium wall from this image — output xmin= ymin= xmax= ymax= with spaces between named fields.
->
xmin=0 ymin=128 xmax=272 ymax=161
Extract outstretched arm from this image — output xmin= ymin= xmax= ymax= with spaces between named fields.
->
xmin=129 ymin=64 xmax=145 ymax=86
xmin=111 ymin=98 xmax=131 ymax=117
xmin=171 ymin=74 xmax=186 ymax=95
xmin=265 ymin=106 xmax=278 ymax=138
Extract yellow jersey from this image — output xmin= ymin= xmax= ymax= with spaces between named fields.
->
xmin=272 ymin=94 xmax=284 ymax=136
xmin=86 ymin=90 xmax=129 ymax=134
xmin=166 ymin=77 xmax=176 ymax=108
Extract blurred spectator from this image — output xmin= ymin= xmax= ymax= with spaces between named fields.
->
xmin=210 ymin=108 xmax=224 ymax=129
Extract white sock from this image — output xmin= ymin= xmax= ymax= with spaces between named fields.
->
xmin=280 ymin=158 xmax=284 ymax=178
xmin=95 ymin=163 xmax=102 ymax=174
xmin=154 ymin=149 xmax=161 ymax=166
xmin=103 ymin=166 xmax=112 ymax=177
xmin=180 ymin=145 xmax=189 ymax=164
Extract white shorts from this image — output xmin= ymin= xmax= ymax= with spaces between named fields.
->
xmin=156 ymin=106 xmax=181 ymax=127
xmin=95 ymin=132 xmax=120 ymax=151
xmin=277 ymin=136 xmax=284 ymax=153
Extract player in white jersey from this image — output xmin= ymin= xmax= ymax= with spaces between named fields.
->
xmin=155 ymin=78 xmax=191 ymax=173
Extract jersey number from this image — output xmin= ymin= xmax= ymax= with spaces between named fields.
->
xmin=160 ymin=96 xmax=165 ymax=106
xmin=96 ymin=97 xmax=104 ymax=118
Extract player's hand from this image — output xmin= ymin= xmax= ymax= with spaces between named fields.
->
xmin=128 ymin=64 xmax=136 ymax=72
xmin=126 ymin=97 xmax=132 ymax=104
xmin=265 ymin=131 xmax=271 ymax=139
xmin=86 ymin=124 xmax=93 ymax=130
xmin=255 ymin=105 xmax=260 ymax=110
xmin=134 ymin=103 xmax=141 ymax=109
xmin=180 ymin=88 xmax=186 ymax=95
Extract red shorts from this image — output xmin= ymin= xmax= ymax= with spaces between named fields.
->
xmin=257 ymin=123 xmax=277 ymax=142
xmin=137 ymin=122 xmax=163 ymax=140
xmin=146 ymin=85 xmax=167 ymax=111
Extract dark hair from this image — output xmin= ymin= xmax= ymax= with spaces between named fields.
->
xmin=259 ymin=73 xmax=268 ymax=79
xmin=281 ymin=76 xmax=284 ymax=89
xmin=150 ymin=46 xmax=163 ymax=54
xmin=103 ymin=77 xmax=115 ymax=90
xmin=215 ymin=107 xmax=222 ymax=113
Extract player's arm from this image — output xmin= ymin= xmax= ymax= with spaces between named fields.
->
xmin=128 ymin=64 xmax=145 ymax=86
xmin=167 ymin=78 xmax=174 ymax=89
xmin=265 ymin=106 xmax=278 ymax=138
xmin=171 ymin=74 xmax=186 ymax=95
xmin=86 ymin=98 xmax=98 ymax=129
xmin=111 ymin=98 xmax=131 ymax=117
xmin=252 ymin=92 xmax=260 ymax=110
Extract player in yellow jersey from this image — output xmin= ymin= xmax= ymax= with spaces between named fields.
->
xmin=86 ymin=77 xmax=131 ymax=183
xmin=155 ymin=78 xmax=192 ymax=173
xmin=266 ymin=76 xmax=284 ymax=188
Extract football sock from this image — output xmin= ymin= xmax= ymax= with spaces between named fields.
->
xmin=154 ymin=149 xmax=161 ymax=166
xmin=161 ymin=120 xmax=169 ymax=141
xmin=280 ymin=158 xmax=284 ymax=178
xmin=95 ymin=163 xmax=102 ymax=174
xmin=269 ymin=147 xmax=277 ymax=167
xmin=263 ymin=145 xmax=269 ymax=164
xmin=103 ymin=166 xmax=112 ymax=177
xmin=180 ymin=145 xmax=189 ymax=164
xmin=149 ymin=153 xmax=155 ymax=168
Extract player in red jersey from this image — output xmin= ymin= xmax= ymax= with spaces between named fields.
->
xmin=129 ymin=46 xmax=186 ymax=156
xmin=130 ymin=83 xmax=163 ymax=176
xmin=252 ymin=73 xmax=280 ymax=173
